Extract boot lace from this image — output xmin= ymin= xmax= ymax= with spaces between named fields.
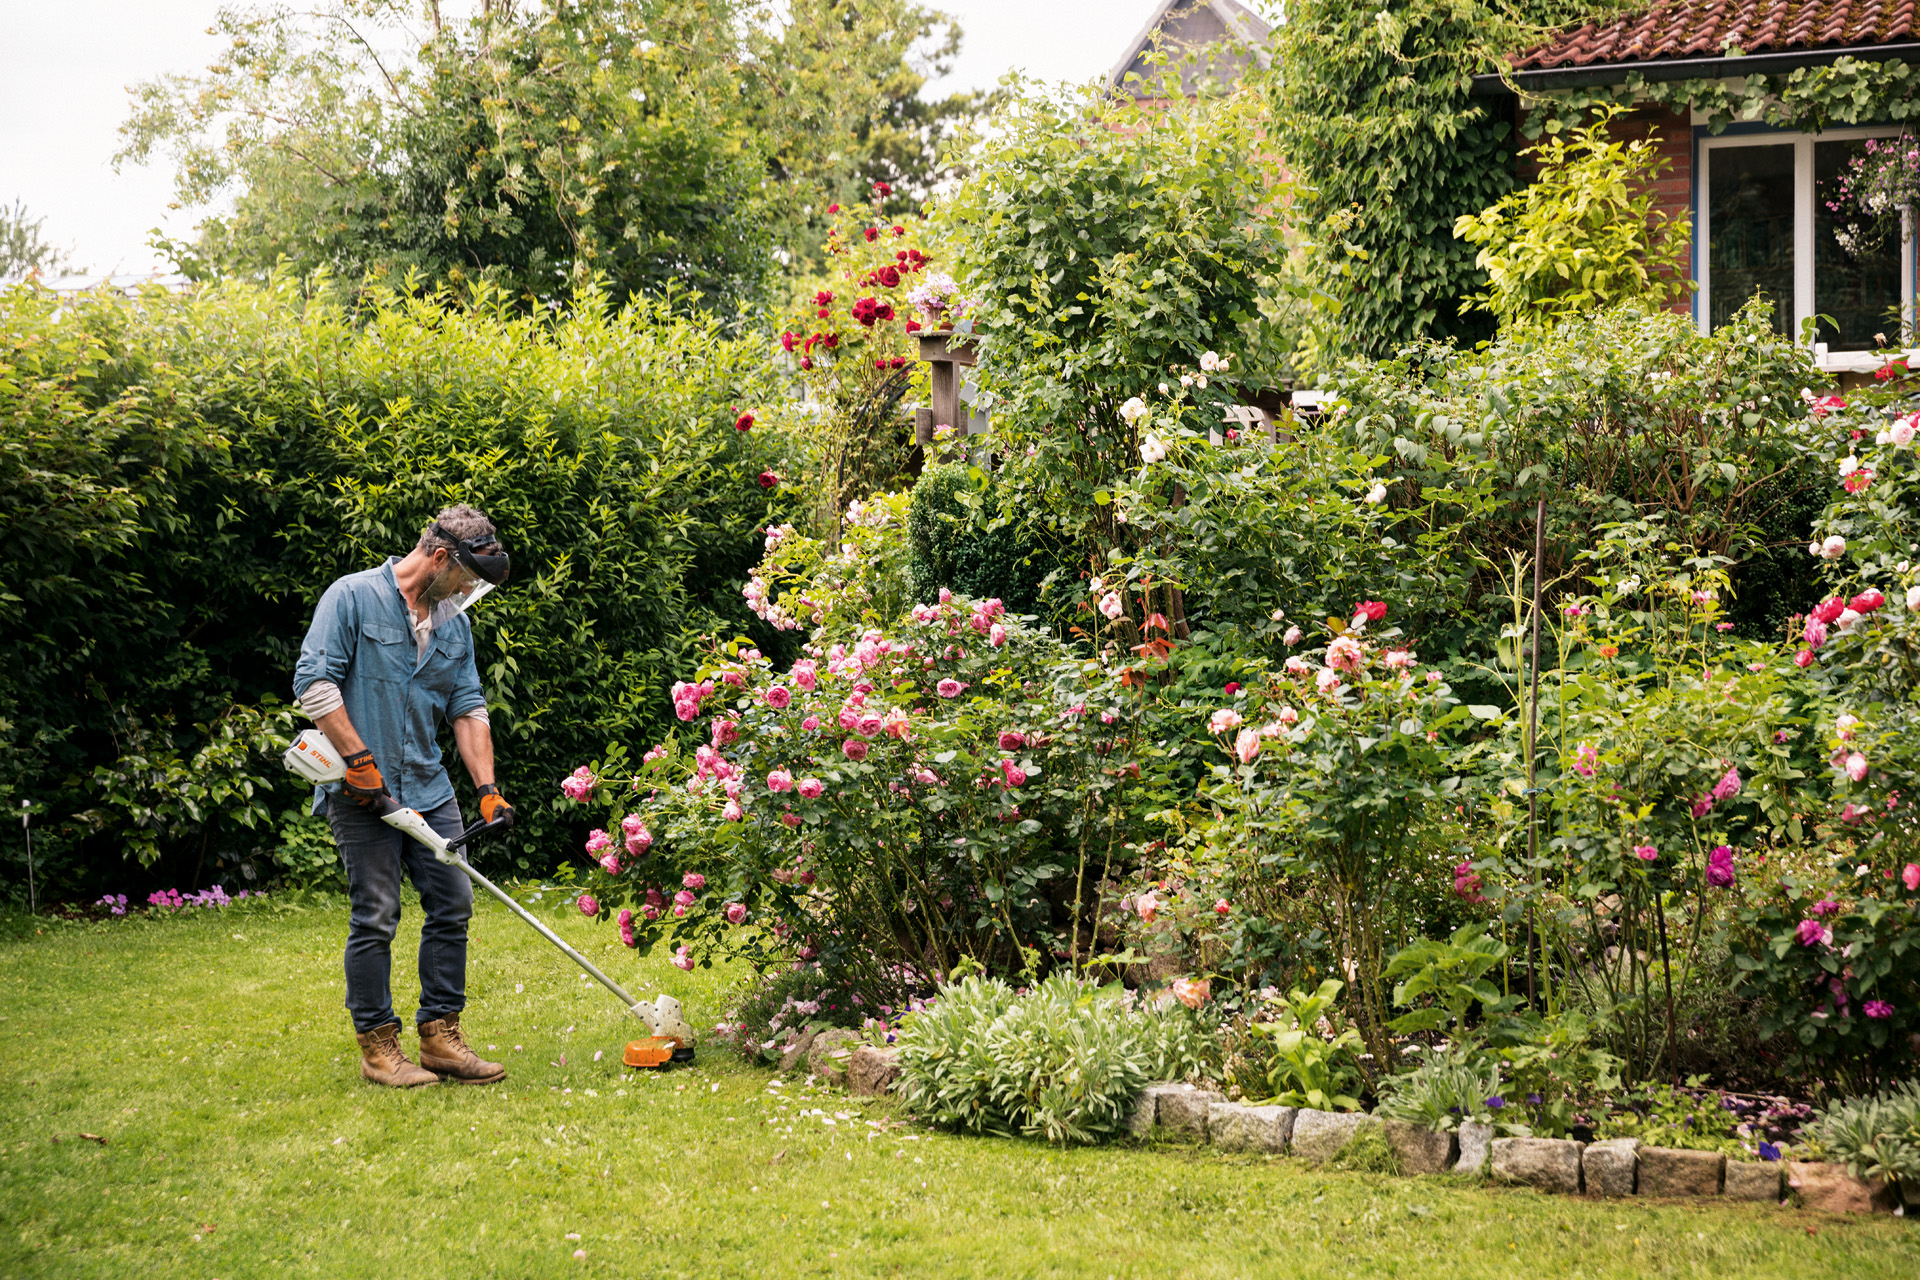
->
xmin=435 ymin=1017 xmax=472 ymax=1058
xmin=371 ymin=1025 xmax=407 ymax=1068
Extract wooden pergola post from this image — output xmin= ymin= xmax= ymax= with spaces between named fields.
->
xmin=914 ymin=333 xmax=979 ymax=463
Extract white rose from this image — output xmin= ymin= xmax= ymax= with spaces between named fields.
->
xmin=1838 ymin=608 xmax=1863 ymax=630
xmin=1876 ymin=430 xmax=1892 ymax=446
xmin=1119 ymin=396 xmax=1149 ymax=426
xmin=1906 ymin=585 xmax=1920 ymax=611
xmin=1839 ymin=456 xmax=1860 ymax=477
xmin=1139 ymin=434 xmax=1168 ymax=465
xmin=1364 ymin=481 xmax=1388 ymax=505
xmin=1892 ymin=418 xmax=1917 ymax=448
xmin=1199 ymin=351 xmax=1221 ymax=372
xmin=1158 ymin=382 xmax=1170 ymax=394
xmin=1822 ymin=534 xmax=1848 ymax=559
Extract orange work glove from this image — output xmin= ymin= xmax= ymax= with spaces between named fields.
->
xmin=478 ymin=785 xmax=515 ymax=827
xmin=340 ymin=748 xmax=388 ymax=805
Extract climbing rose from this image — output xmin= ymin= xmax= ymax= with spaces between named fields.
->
xmin=725 ymin=903 xmax=748 ymax=925
xmin=843 ymin=738 xmax=869 ymax=762
xmin=936 ymin=678 xmax=967 ymax=698
xmin=722 ymin=800 xmax=744 ymax=822
xmin=577 ymin=894 xmax=600 ymax=917
xmin=682 ymin=872 xmax=706 ymax=891
xmin=711 ymin=719 xmax=739 ymax=747
xmin=1234 ymin=728 xmax=1260 ymax=764
xmin=1283 ymin=625 xmax=1303 ymax=646
xmin=1706 ymin=845 xmax=1736 ymax=888
xmin=671 ymin=946 xmax=694 ymax=971
xmin=585 ymin=829 xmax=612 ymax=854
xmin=767 ymin=769 xmax=793 ymax=793
xmin=561 ymin=766 xmax=595 ymax=800
xmin=1797 ymin=919 xmax=1833 ymax=947
xmin=598 ymin=851 xmax=621 ymax=876
xmin=790 ymin=660 xmax=818 ymax=691
xmin=1846 ymin=752 xmax=1869 ymax=782
xmin=797 ymin=777 xmax=824 ymax=799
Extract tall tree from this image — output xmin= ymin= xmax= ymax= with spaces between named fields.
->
xmin=118 ymin=0 xmax=987 ymax=313
xmin=0 ymin=200 xmax=79 ymax=282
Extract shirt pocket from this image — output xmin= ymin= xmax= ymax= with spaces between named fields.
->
xmin=358 ymin=622 xmax=409 ymax=682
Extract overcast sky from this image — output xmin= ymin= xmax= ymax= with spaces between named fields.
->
xmin=0 ymin=0 xmax=1163 ymax=276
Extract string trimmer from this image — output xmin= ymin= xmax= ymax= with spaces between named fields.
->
xmin=283 ymin=729 xmax=693 ymax=1066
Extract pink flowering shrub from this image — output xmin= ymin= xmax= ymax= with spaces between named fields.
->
xmin=555 ymin=592 xmax=1160 ymax=1004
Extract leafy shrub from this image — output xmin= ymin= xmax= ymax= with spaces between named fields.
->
xmin=893 ymin=974 xmax=1217 ymax=1144
xmin=713 ymin=962 xmax=878 ymax=1064
xmin=0 ymin=278 xmax=801 ymax=898
xmin=1244 ymin=980 xmax=1365 ymax=1112
xmin=1377 ymin=1043 xmax=1503 ymax=1133
xmin=1803 ymin=1082 xmax=1920 ymax=1186
xmin=1596 ymin=1082 xmax=1749 ymax=1157
xmin=906 ymin=463 xmax=1047 ymax=619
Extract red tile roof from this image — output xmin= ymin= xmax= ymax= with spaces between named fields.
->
xmin=1512 ymin=1 xmax=1919 ymax=71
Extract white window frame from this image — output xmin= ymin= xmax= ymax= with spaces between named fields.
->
xmin=1696 ymin=126 xmax=1917 ymax=370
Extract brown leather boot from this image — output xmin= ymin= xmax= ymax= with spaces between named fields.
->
xmin=356 ymin=1021 xmax=439 ymax=1088
xmin=417 ymin=1012 xmax=505 ymax=1084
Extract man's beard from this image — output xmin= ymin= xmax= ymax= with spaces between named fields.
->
xmin=418 ymin=562 xmax=467 ymax=609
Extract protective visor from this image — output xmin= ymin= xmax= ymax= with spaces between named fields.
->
xmin=431 ymin=522 xmax=511 ymax=586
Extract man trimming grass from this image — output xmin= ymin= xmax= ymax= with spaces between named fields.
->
xmin=292 ymin=504 xmax=516 ymax=1087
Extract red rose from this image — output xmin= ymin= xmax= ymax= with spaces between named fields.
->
xmin=1225 ymin=682 xmax=1241 ymax=695
xmin=878 ymin=265 xmax=901 ymax=289
xmin=823 ymin=333 xmax=839 ymax=350
xmin=1352 ymin=600 xmax=1388 ymax=623
xmin=814 ymin=290 xmax=833 ymax=306
xmin=895 ymin=250 xmax=908 ymax=261
xmin=1812 ymin=596 xmax=1845 ymax=625
xmin=873 ymin=181 xmax=892 ymax=197
xmin=780 ymin=331 xmax=796 ymax=352
xmin=892 ymin=225 xmax=905 ymax=236
xmin=874 ymin=359 xmax=887 ymax=370
xmin=876 ymin=303 xmax=894 ymax=322
xmin=827 ymin=204 xmax=840 ymax=214
xmin=1850 ymin=589 xmax=1886 ymax=613
xmin=863 ymin=227 xmax=878 ymax=243
xmin=905 ymin=320 xmax=921 ymax=333
xmin=735 ymin=412 xmax=755 ymax=432
xmin=758 ymin=471 xmax=779 ymax=490
xmin=799 ymin=356 xmax=812 ymax=370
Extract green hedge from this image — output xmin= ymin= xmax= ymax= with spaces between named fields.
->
xmin=906 ymin=462 xmax=1050 ymax=618
xmin=0 ymin=279 xmax=804 ymax=898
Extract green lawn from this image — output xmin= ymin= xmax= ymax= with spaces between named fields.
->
xmin=2 ymin=893 xmax=1915 ymax=1279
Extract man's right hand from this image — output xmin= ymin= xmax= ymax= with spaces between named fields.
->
xmin=341 ymin=748 xmax=389 ymax=804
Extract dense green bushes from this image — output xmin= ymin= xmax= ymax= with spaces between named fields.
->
xmin=0 ymin=278 xmax=802 ymax=898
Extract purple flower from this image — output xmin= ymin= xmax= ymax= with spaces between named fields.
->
xmin=1863 ymin=999 xmax=1894 ymax=1019
xmin=1706 ymin=845 xmax=1736 ymax=888
xmin=1525 ymin=1093 xmax=1542 ymax=1105
xmin=1758 ymin=1141 xmax=1781 ymax=1161
xmin=1486 ymin=1096 xmax=1506 ymax=1110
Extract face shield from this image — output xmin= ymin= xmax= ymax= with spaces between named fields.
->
xmin=427 ymin=523 xmax=510 ymax=623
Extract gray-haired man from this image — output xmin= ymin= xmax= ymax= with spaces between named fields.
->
xmin=292 ymin=505 xmax=515 ymax=1086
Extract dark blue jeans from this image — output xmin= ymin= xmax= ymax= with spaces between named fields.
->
xmin=326 ymin=795 xmax=473 ymax=1033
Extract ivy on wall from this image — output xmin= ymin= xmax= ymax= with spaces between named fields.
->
xmin=1513 ymin=57 xmax=1920 ymax=140
xmin=1266 ymin=1 xmax=1633 ymax=362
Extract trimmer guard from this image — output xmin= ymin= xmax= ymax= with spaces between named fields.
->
xmin=623 ymin=1036 xmax=695 ymax=1069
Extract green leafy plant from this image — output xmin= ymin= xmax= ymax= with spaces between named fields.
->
xmin=1803 ymin=1083 xmax=1920 ymax=1187
xmin=1454 ymin=107 xmax=1692 ymax=329
xmin=1597 ymin=1081 xmax=1745 ymax=1156
xmin=1246 ymin=979 xmax=1364 ymax=1112
xmin=1376 ymin=1042 xmax=1504 ymax=1133
xmin=893 ymin=974 xmax=1217 ymax=1145
xmin=1384 ymin=925 xmax=1519 ymax=1037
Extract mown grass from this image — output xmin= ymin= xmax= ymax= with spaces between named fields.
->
xmin=2 ymin=892 xmax=1916 ymax=1279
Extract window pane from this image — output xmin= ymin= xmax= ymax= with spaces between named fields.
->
xmin=1816 ymin=139 xmax=1904 ymax=349
xmin=1710 ymin=144 xmax=1795 ymax=334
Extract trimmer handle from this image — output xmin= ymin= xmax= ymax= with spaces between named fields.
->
xmin=447 ymin=811 xmax=514 ymax=852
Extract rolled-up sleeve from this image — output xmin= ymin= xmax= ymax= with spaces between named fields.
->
xmin=293 ymin=580 xmax=356 ymax=702
xmin=445 ymin=624 xmax=488 ymax=723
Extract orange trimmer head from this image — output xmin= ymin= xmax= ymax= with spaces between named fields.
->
xmin=623 ymin=1036 xmax=694 ymax=1069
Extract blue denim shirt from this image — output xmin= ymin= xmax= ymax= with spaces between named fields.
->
xmin=292 ymin=558 xmax=486 ymax=814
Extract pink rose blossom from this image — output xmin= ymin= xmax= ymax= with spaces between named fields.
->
xmin=725 ymin=902 xmax=748 ymax=925
xmin=1214 ymin=899 xmax=1231 ymax=915
xmin=671 ymin=945 xmax=694 ymax=971
xmin=856 ymin=713 xmax=884 ymax=737
xmin=598 ymin=851 xmax=621 ymax=876
xmin=1572 ymin=741 xmax=1597 ymax=777
xmin=765 ymin=685 xmax=792 ymax=709
xmin=1209 ymin=708 xmax=1244 ymax=733
xmin=998 ymin=730 xmax=1025 ymax=751
xmin=674 ymin=889 xmax=695 ymax=908
xmin=781 ymin=811 xmax=803 ymax=827
xmin=1134 ymin=891 xmax=1161 ymax=922
xmin=1863 ymin=999 xmax=1894 ymax=1019
xmin=624 ymin=823 xmax=652 ymax=854
xmin=1633 ymin=844 xmax=1658 ymax=861
xmin=989 ymin=622 xmax=1008 ymax=647
xmin=1283 ymin=625 xmax=1303 ymax=646
xmin=797 ymin=776 xmax=824 ymax=799
xmin=682 ymin=872 xmax=706 ymax=891
xmin=1904 ymin=863 xmax=1920 ymax=891
xmin=791 ymin=660 xmax=818 ymax=691
xmin=1846 ymin=752 xmax=1869 ymax=782
xmin=1315 ymin=667 xmax=1340 ymax=694
xmin=1170 ymin=977 xmax=1210 ymax=1009
xmin=936 ymin=678 xmax=967 ymax=698
xmin=561 ymin=766 xmax=596 ymax=800
xmin=843 ymin=738 xmax=870 ymax=762
xmin=642 ymin=903 xmax=662 ymax=921
xmin=1794 ymin=649 xmax=1816 ymax=668
xmin=768 ymin=769 xmax=793 ymax=793
xmin=585 ymin=828 xmax=612 ymax=854
xmin=1804 ymin=618 xmax=1829 ymax=650
xmin=722 ymin=800 xmax=744 ymax=821
xmin=1326 ymin=634 xmax=1365 ymax=673
xmin=1277 ymin=706 xmax=1299 ymax=725
xmin=577 ymin=894 xmax=600 ymax=917
xmin=938 ymin=587 xmax=952 ymax=604
xmin=1234 ymin=727 xmax=1260 ymax=764
xmin=711 ymin=719 xmax=739 ymax=747
xmin=1797 ymin=918 xmax=1833 ymax=947
xmin=1706 ymin=845 xmax=1735 ymax=888
xmin=1002 ymin=759 xmax=1028 ymax=788
xmin=1712 ymin=767 xmax=1743 ymax=800
xmin=802 ymin=715 xmax=821 ymax=731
